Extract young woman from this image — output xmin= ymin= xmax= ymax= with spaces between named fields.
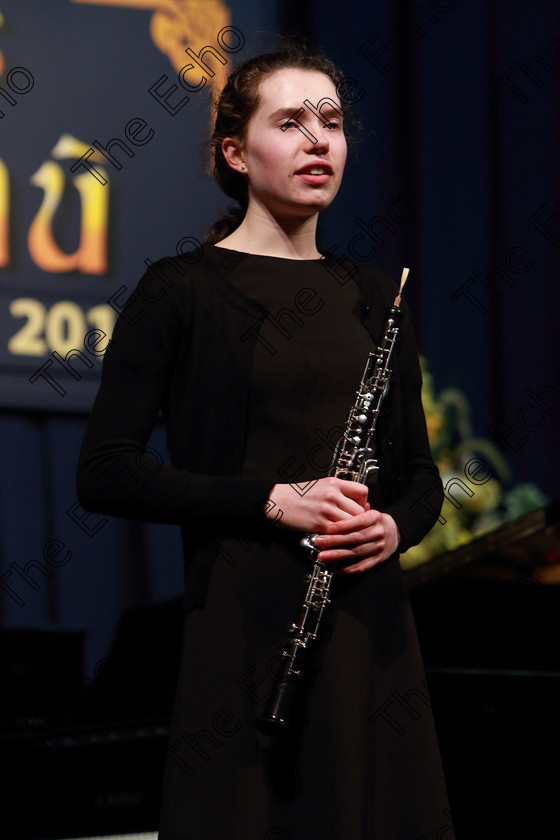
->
xmin=77 ymin=45 xmax=453 ymax=840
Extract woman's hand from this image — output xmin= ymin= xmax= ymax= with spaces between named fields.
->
xmin=265 ymin=478 xmax=400 ymax=574
xmin=313 ymin=509 xmax=401 ymax=574
xmin=266 ymin=477 xmax=369 ymax=533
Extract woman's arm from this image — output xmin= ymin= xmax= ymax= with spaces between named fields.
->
xmin=379 ymin=298 xmax=443 ymax=549
xmin=76 ymin=274 xmax=272 ymax=526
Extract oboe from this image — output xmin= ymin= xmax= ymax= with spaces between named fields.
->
xmin=258 ymin=268 xmax=410 ymax=736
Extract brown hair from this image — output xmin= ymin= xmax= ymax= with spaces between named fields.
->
xmin=205 ymin=44 xmax=358 ymax=245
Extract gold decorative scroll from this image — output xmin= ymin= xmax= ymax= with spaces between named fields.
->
xmin=72 ymin=0 xmax=231 ymax=98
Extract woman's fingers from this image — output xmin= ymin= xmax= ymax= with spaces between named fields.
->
xmin=266 ymin=477 xmax=369 ymax=532
xmin=306 ymin=477 xmax=368 ymax=519
xmin=314 ymin=512 xmax=400 ymax=573
xmin=324 ymin=508 xmax=383 ymax=536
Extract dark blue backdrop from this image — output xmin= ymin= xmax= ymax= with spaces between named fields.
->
xmin=1 ymin=0 xmax=558 ymax=678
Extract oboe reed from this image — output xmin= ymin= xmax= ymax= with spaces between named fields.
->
xmin=394 ymin=267 xmax=409 ymax=306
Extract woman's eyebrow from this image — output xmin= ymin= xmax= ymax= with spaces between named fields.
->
xmin=269 ymin=103 xmax=343 ymax=121
xmin=269 ymin=106 xmax=307 ymax=120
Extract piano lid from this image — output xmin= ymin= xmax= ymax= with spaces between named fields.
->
xmin=404 ymin=502 xmax=560 ymax=590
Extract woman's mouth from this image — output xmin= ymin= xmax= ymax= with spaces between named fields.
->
xmin=295 ymin=164 xmax=333 ymax=185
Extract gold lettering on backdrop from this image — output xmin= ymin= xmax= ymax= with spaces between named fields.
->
xmin=28 ymin=136 xmax=109 ymax=274
xmin=0 ymin=159 xmax=8 ymax=267
xmin=72 ymin=0 xmax=231 ymax=98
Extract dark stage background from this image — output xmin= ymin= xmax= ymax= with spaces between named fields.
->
xmin=1 ymin=1 xmax=559 ymax=835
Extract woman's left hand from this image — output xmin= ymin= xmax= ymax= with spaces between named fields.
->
xmin=312 ymin=508 xmax=401 ymax=574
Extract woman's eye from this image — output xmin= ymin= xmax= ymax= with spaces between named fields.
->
xmin=280 ymin=118 xmax=342 ymax=131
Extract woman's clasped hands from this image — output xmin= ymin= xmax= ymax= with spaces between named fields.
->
xmin=266 ymin=476 xmax=400 ymax=574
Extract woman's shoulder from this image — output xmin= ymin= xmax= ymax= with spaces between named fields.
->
xmin=320 ymin=251 xmax=399 ymax=306
xmin=354 ymin=260 xmax=399 ymax=293
xmin=106 ymin=245 xmax=247 ymax=363
xmin=133 ymin=243 xmax=245 ymax=301
xmin=122 ymin=244 xmax=264 ymax=334
xmin=142 ymin=243 xmax=223 ymax=289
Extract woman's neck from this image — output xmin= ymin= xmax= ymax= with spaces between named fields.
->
xmin=215 ymin=205 xmax=322 ymax=260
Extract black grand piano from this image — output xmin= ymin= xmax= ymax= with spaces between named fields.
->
xmin=2 ymin=503 xmax=559 ymax=839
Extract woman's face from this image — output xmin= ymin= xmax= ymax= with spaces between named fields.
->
xmin=229 ymin=67 xmax=348 ymax=221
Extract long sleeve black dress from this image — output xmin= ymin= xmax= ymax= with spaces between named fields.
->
xmin=77 ymin=245 xmax=453 ymax=840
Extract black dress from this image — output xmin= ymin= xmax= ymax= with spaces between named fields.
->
xmin=157 ymin=250 xmax=453 ymax=840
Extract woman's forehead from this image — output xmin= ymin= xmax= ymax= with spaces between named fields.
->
xmin=257 ymin=68 xmax=340 ymax=111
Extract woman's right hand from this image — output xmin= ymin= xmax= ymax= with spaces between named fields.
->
xmin=265 ymin=477 xmax=369 ymax=533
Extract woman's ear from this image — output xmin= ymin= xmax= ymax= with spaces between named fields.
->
xmin=222 ymin=137 xmax=246 ymax=173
